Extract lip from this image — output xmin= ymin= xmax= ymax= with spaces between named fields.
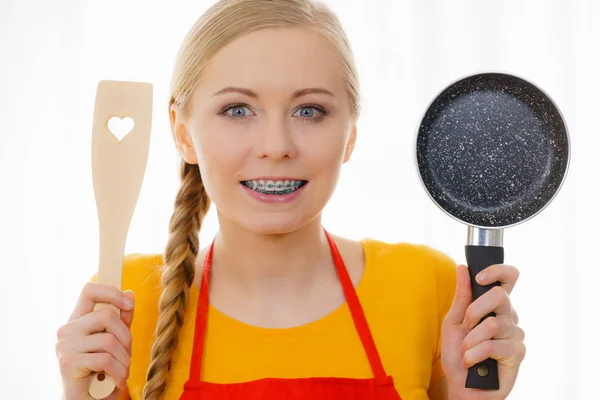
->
xmin=240 ymin=181 xmax=308 ymax=204
xmin=240 ymin=177 xmax=307 ymax=182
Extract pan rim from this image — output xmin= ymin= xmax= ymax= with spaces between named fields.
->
xmin=412 ymin=70 xmax=572 ymax=230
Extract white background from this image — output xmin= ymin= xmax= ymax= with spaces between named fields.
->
xmin=0 ymin=0 xmax=598 ymax=399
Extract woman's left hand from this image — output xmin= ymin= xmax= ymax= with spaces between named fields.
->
xmin=441 ymin=264 xmax=526 ymax=400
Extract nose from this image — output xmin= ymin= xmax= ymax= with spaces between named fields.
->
xmin=254 ymin=118 xmax=297 ymax=160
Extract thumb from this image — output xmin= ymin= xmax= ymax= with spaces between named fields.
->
xmin=444 ymin=265 xmax=473 ymax=325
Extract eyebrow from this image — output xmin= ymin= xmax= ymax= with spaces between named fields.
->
xmin=212 ymin=86 xmax=335 ymax=100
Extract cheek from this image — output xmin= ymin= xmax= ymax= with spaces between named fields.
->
xmin=193 ymin=130 xmax=249 ymax=194
xmin=195 ymin=148 xmax=236 ymax=205
xmin=196 ymin=141 xmax=237 ymax=176
xmin=303 ymin=131 xmax=349 ymax=170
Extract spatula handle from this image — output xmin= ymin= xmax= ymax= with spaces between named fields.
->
xmin=88 ymin=229 xmax=127 ymax=398
xmin=88 ymin=303 xmax=120 ymax=399
xmin=88 ymin=189 xmax=130 ymax=399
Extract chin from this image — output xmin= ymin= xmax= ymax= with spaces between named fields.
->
xmin=238 ymin=215 xmax=313 ymax=236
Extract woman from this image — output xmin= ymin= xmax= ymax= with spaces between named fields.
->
xmin=56 ymin=0 xmax=525 ymax=399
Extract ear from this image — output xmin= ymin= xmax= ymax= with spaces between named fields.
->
xmin=170 ymin=103 xmax=198 ymax=164
xmin=342 ymin=124 xmax=357 ymax=163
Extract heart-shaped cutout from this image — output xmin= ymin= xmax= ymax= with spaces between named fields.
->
xmin=107 ymin=116 xmax=135 ymax=142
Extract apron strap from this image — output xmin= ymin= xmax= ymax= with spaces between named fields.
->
xmin=187 ymin=239 xmax=214 ymax=385
xmin=186 ymin=230 xmax=388 ymax=384
xmin=324 ymin=230 xmax=387 ymax=379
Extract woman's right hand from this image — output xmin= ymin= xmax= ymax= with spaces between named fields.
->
xmin=56 ymin=282 xmax=135 ymax=400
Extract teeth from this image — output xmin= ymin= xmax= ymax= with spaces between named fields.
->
xmin=242 ymin=179 xmax=306 ymax=194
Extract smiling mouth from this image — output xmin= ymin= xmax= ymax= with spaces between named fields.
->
xmin=241 ymin=179 xmax=308 ymax=194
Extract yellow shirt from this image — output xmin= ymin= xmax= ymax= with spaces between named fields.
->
xmin=103 ymin=239 xmax=456 ymax=400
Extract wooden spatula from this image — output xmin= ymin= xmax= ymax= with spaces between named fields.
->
xmin=88 ymin=80 xmax=153 ymax=399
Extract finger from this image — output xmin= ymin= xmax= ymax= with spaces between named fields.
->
xmin=464 ymin=285 xmax=512 ymax=330
xmin=475 ymin=264 xmax=519 ymax=295
xmin=444 ymin=265 xmax=472 ymax=325
xmin=461 ymin=316 xmax=525 ymax=355
xmin=463 ymin=339 xmax=527 ymax=369
xmin=66 ymin=307 xmax=133 ymax=354
xmin=82 ymin=333 xmax=131 ymax=369
xmin=120 ymin=290 xmax=135 ymax=330
xmin=57 ymin=332 xmax=131 ymax=370
xmin=512 ymin=306 xmax=519 ymax=325
xmin=69 ymin=283 xmax=134 ymax=322
xmin=59 ymin=352 xmax=129 ymax=390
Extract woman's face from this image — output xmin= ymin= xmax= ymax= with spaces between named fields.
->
xmin=172 ymin=27 xmax=357 ymax=235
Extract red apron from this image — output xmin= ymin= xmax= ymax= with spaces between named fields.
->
xmin=181 ymin=230 xmax=403 ymax=399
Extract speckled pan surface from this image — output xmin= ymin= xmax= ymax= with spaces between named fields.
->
xmin=416 ymin=72 xmax=569 ymax=228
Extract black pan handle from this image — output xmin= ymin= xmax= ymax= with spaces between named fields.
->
xmin=464 ymin=245 xmax=503 ymax=390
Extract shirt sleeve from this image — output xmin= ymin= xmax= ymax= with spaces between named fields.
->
xmin=429 ymin=249 xmax=458 ymax=385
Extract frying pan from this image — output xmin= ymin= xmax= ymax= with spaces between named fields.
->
xmin=415 ymin=72 xmax=570 ymax=390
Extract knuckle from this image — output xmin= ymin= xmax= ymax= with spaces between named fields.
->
xmin=464 ymin=306 xmax=475 ymax=323
xmin=515 ymin=341 xmax=527 ymax=360
xmin=124 ymin=331 xmax=133 ymax=351
xmin=116 ymin=363 xmax=129 ymax=383
xmin=55 ymin=338 xmax=66 ymax=356
xmin=100 ymin=307 xmax=117 ymax=325
xmin=491 ymin=285 xmax=507 ymax=299
xmin=483 ymin=340 xmax=494 ymax=355
xmin=82 ymin=282 xmax=97 ymax=298
xmin=56 ymin=323 xmax=69 ymax=340
xmin=505 ymin=264 xmax=519 ymax=278
xmin=512 ymin=308 xmax=520 ymax=324
xmin=115 ymin=366 xmax=127 ymax=380
xmin=485 ymin=317 xmax=499 ymax=336
xmin=516 ymin=326 xmax=526 ymax=341
xmin=492 ymin=286 xmax=510 ymax=305
xmin=58 ymin=353 xmax=75 ymax=372
xmin=512 ymin=266 xmax=520 ymax=280
xmin=99 ymin=353 xmax=113 ymax=370
xmin=103 ymin=333 xmax=118 ymax=350
xmin=120 ymin=363 xmax=130 ymax=378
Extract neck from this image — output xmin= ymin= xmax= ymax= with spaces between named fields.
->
xmin=207 ymin=215 xmax=334 ymax=297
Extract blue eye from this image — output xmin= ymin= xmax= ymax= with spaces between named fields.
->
xmin=226 ymin=105 xmax=254 ymax=117
xmin=294 ymin=106 xmax=320 ymax=118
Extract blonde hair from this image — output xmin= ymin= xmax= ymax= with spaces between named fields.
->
xmin=142 ymin=0 xmax=360 ymax=398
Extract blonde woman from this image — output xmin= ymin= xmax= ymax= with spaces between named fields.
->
xmin=56 ymin=0 xmax=526 ymax=399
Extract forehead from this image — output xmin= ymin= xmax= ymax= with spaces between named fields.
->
xmin=196 ymin=27 xmax=347 ymax=96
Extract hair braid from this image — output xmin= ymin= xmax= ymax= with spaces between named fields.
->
xmin=142 ymin=161 xmax=210 ymax=400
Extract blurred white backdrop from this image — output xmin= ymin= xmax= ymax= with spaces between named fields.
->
xmin=0 ymin=0 xmax=598 ymax=399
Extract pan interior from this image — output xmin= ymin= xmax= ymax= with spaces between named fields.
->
xmin=416 ymin=73 xmax=569 ymax=228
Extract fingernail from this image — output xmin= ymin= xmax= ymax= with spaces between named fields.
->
xmin=476 ymin=272 xmax=487 ymax=284
xmin=123 ymin=290 xmax=134 ymax=310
